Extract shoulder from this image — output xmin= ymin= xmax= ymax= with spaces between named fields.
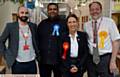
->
xmin=28 ymin=22 xmax=37 ymax=28
xmin=28 ymin=22 xmax=36 ymax=25
xmin=102 ymin=17 xmax=114 ymax=22
xmin=39 ymin=19 xmax=48 ymax=24
xmin=6 ymin=22 xmax=17 ymax=25
xmin=38 ymin=19 xmax=48 ymax=26
xmin=59 ymin=17 xmax=66 ymax=22
xmin=102 ymin=17 xmax=116 ymax=27
xmin=6 ymin=22 xmax=18 ymax=28
xmin=42 ymin=19 xmax=48 ymax=22
xmin=77 ymin=31 xmax=88 ymax=39
xmin=77 ymin=31 xmax=87 ymax=36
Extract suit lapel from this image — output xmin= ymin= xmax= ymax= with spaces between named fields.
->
xmin=77 ymin=33 xmax=81 ymax=57
xmin=28 ymin=22 xmax=33 ymax=36
xmin=28 ymin=22 xmax=35 ymax=40
xmin=14 ymin=22 xmax=19 ymax=49
xmin=28 ymin=22 xmax=36 ymax=46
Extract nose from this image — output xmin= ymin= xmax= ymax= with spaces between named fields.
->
xmin=71 ymin=22 xmax=76 ymax=26
xmin=92 ymin=9 xmax=97 ymax=13
xmin=23 ymin=13 xmax=26 ymax=16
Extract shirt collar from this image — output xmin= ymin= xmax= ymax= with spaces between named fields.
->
xmin=92 ymin=17 xmax=102 ymax=23
xmin=69 ymin=32 xmax=78 ymax=38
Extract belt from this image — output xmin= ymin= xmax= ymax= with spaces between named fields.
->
xmin=15 ymin=60 xmax=35 ymax=64
xmin=100 ymin=53 xmax=111 ymax=57
xmin=90 ymin=53 xmax=111 ymax=58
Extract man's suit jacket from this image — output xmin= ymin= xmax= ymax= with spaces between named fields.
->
xmin=61 ymin=31 xmax=89 ymax=72
xmin=37 ymin=17 xmax=68 ymax=64
xmin=0 ymin=22 xmax=39 ymax=67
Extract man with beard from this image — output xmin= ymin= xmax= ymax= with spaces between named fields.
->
xmin=37 ymin=3 xmax=68 ymax=77
xmin=0 ymin=6 xmax=39 ymax=74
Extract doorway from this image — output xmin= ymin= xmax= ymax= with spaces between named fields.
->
xmin=112 ymin=13 xmax=120 ymax=32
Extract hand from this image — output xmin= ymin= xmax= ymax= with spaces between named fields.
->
xmin=70 ymin=65 xmax=78 ymax=73
xmin=109 ymin=60 xmax=118 ymax=74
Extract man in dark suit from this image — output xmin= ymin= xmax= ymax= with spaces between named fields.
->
xmin=0 ymin=6 xmax=40 ymax=74
xmin=37 ymin=3 xmax=68 ymax=77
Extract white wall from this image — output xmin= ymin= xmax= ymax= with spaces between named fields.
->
xmin=0 ymin=1 xmax=19 ymax=34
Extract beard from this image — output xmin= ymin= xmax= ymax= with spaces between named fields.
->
xmin=18 ymin=16 xmax=28 ymax=22
xmin=48 ymin=13 xmax=59 ymax=19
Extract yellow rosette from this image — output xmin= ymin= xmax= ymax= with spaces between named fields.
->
xmin=99 ymin=31 xmax=108 ymax=48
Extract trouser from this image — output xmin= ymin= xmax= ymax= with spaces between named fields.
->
xmin=87 ymin=53 xmax=114 ymax=77
xmin=116 ymin=57 xmax=120 ymax=74
xmin=39 ymin=64 xmax=62 ymax=77
xmin=12 ymin=60 xmax=37 ymax=74
xmin=62 ymin=57 xmax=85 ymax=77
xmin=62 ymin=69 xmax=84 ymax=77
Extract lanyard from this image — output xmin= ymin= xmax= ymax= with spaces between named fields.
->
xmin=19 ymin=26 xmax=30 ymax=44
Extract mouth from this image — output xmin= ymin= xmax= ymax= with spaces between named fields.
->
xmin=70 ymin=26 xmax=76 ymax=30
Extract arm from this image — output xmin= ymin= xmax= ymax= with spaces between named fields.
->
xmin=60 ymin=36 xmax=71 ymax=70
xmin=33 ymin=23 xmax=41 ymax=62
xmin=108 ymin=19 xmax=120 ymax=73
xmin=110 ymin=39 xmax=120 ymax=73
xmin=0 ymin=23 xmax=10 ymax=56
xmin=77 ymin=32 xmax=89 ymax=70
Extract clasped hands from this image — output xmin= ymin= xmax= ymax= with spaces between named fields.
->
xmin=70 ymin=65 xmax=78 ymax=73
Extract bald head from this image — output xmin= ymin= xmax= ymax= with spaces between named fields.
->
xmin=17 ymin=6 xmax=29 ymax=22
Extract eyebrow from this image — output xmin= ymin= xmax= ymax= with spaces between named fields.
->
xmin=20 ymin=11 xmax=29 ymax=14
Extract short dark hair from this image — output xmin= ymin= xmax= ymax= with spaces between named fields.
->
xmin=66 ymin=14 xmax=79 ymax=22
xmin=47 ymin=3 xmax=59 ymax=10
xmin=89 ymin=1 xmax=102 ymax=10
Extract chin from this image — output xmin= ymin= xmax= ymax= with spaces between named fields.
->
xmin=92 ymin=17 xmax=98 ymax=20
xmin=93 ymin=15 xmax=101 ymax=20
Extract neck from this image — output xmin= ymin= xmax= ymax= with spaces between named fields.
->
xmin=70 ymin=31 xmax=76 ymax=39
xmin=93 ymin=15 xmax=102 ymax=21
xmin=93 ymin=17 xmax=99 ymax=21
xmin=19 ymin=20 xmax=27 ymax=26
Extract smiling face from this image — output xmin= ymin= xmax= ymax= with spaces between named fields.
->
xmin=67 ymin=17 xmax=79 ymax=34
xmin=89 ymin=2 xmax=102 ymax=20
xmin=47 ymin=4 xmax=59 ymax=18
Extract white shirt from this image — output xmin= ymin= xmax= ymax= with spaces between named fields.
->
xmin=16 ymin=24 xmax=36 ymax=62
xmin=69 ymin=33 xmax=78 ymax=58
xmin=84 ymin=17 xmax=120 ymax=55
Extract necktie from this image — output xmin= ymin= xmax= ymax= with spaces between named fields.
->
xmin=93 ymin=21 xmax=100 ymax=64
